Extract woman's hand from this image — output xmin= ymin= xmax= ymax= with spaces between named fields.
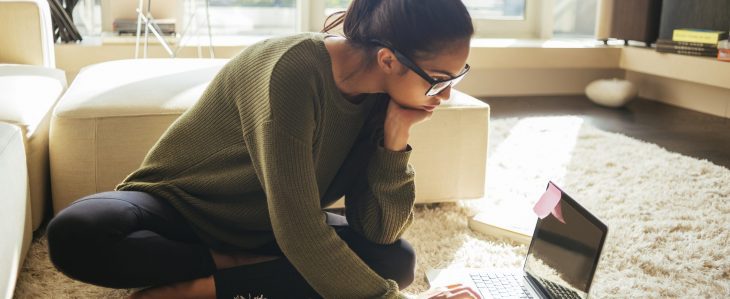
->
xmin=417 ymin=283 xmax=482 ymax=299
xmin=383 ymin=99 xmax=434 ymax=152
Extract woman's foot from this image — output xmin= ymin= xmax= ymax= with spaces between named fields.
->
xmin=127 ymin=275 xmax=215 ymax=299
xmin=209 ymin=249 xmax=281 ymax=270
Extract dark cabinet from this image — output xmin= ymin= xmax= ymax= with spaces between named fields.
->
xmin=610 ymin=0 xmax=663 ymax=45
xmin=658 ymin=0 xmax=730 ymax=40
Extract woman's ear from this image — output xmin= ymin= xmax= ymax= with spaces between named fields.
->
xmin=376 ymin=48 xmax=399 ymax=75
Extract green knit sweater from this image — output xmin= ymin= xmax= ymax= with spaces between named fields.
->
xmin=115 ymin=32 xmax=416 ymax=298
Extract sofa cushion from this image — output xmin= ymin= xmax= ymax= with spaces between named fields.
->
xmin=0 ymin=64 xmax=66 ymax=232
xmin=0 ymin=64 xmax=66 ymax=134
xmin=54 ymin=59 xmax=227 ymax=119
xmin=0 ymin=122 xmax=32 ymax=299
xmin=50 ymin=59 xmax=228 ymax=214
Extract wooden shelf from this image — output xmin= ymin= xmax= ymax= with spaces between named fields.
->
xmin=620 ymin=46 xmax=730 ymax=89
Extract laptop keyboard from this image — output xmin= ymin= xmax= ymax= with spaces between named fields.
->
xmin=538 ymin=278 xmax=582 ymax=299
xmin=470 ymin=273 xmax=533 ymax=299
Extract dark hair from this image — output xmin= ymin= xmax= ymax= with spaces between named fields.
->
xmin=322 ymin=0 xmax=474 ymax=65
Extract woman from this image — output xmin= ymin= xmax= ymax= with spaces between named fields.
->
xmin=46 ymin=0 xmax=478 ymax=298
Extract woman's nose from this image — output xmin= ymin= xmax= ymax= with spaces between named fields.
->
xmin=436 ymin=86 xmax=452 ymax=101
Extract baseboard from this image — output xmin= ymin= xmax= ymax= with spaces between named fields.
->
xmin=626 ymin=71 xmax=730 ymax=118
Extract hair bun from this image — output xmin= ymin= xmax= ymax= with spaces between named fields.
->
xmin=322 ymin=0 xmax=474 ymax=69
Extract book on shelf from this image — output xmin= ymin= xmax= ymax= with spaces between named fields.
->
xmin=719 ymin=40 xmax=730 ymax=62
xmin=672 ymin=28 xmax=728 ymax=45
xmin=656 ymin=39 xmax=718 ymax=50
xmin=656 ymin=47 xmax=719 ymax=57
xmin=656 ymin=44 xmax=719 ymax=54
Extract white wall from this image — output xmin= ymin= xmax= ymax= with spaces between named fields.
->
xmin=627 ymin=71 xmax=730 ymax=118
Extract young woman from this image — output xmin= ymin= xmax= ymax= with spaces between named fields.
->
xmin=46 ymin=0 xmax=478 ymax=298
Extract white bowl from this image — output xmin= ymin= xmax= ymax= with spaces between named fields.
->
xmin=585 ymin=78 xmax=638 ymax=108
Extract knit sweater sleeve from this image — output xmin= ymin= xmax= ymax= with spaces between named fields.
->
xmin=344 ymin=125 xmax=417 ymax=245
xmin=238 ymin=42 xmax=407 ymax=298
xmin=244 ymin=121 xmax=409 ymax=298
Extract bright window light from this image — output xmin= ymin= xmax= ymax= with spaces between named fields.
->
xmin=324 ymin=0 xmax=529 ymax=21
xmin=463 ymin=0 xmax=526 ymax=20
xmin=69 ymin=0 xmax=596 ymax=41
xmin=206 ymin=0 xmax=297 ymax=36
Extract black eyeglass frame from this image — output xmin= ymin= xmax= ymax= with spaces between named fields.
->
xmin=370 ymin=39 xmax=470 ymax=96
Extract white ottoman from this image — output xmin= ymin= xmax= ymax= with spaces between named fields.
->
xmin=50 ymin=59 xmax=490 ymax=214
xmin=0 ymin=64 xmax=67 ymax=231
xmin=0 ymin=122 xmax=32 ymax=299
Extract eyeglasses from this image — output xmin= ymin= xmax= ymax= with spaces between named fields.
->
xmin=370 ymin=39 xmax=470 ymax=97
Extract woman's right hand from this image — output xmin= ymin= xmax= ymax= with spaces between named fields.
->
xmin=417 ymin=283 xmax=482 ymax=299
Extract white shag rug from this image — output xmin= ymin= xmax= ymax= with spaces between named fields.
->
xmin=13 ymin=116 xmax=730 ymax=298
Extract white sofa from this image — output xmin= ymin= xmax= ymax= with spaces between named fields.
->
xmin=0 ymin=65 xmax=67 ymax=228
xmin=0 ymin=1 xmax=68 ymax=298
xmin=0 ymin=0 xmax=68 ymax=231
xmin=49 ymin=58 xmax=490 ymax=214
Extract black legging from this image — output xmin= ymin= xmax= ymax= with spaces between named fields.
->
xmin=46 ymin=191 xmax=416 ymax=298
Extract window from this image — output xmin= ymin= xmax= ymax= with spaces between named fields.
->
xmin=207 ymin=0 xmax=297 ymax=35
xmin=71 ymin=0 xmax=595 ymax=42
xmin=464 ymin=0 xmax=526 ymax=20
xmin=70 ymin=0 xmax=101 ymax=37
xmin=552 ymin=0 xmax=597 ymax=37
xmin=322 ymin=0 xmax=530 ymax=21
xmin=325 ymin=0 xmax=350 ymax=13
xmin=468 ymin=0 xmax=598 ymax=39
xmin=78 ymin=0 xmax=301 ymax=39
xmin=469 ymin=0 xmax=542 ymax=38
xmin=319 ymin=0 xmax=533 ymax=37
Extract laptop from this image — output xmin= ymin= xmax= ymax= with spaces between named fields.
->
xmin=427 ymin=181 xmax=608 ymax=299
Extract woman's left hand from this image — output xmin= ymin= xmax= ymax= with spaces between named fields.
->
xmin=382 ymin=99 xmax=433 ymax=151
xmin=385 ymin=98 xmax=433 ymax=130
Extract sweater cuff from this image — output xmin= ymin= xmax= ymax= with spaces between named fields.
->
xmin=373 ymin=138 xmax=413 ymax=175
xmin=383 ymin=279 xmax=410 ymax=299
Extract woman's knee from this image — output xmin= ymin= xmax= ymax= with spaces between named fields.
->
xmin=47 ymin=210 xmax=90 ymax=279
xmin=378 ymin=239 xmax=417 ymax=290
xmin=46 ymin=194 xmax=137 ymax=277
xmin=336 ymin=227 xmax=417 ymax=289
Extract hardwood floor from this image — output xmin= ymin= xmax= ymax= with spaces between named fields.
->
xmin=480 ymin=95 xmax=730 ymax=169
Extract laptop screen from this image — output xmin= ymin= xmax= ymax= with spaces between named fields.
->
xmin=523 ymin=182 xmax=608 ymax=298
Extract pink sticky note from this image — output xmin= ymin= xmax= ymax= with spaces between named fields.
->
xmin=533 ymin=182 xmax=566 ymax=224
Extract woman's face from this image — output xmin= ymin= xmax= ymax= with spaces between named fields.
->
xmin=382 ymin=40 xmax=470 ymax=111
